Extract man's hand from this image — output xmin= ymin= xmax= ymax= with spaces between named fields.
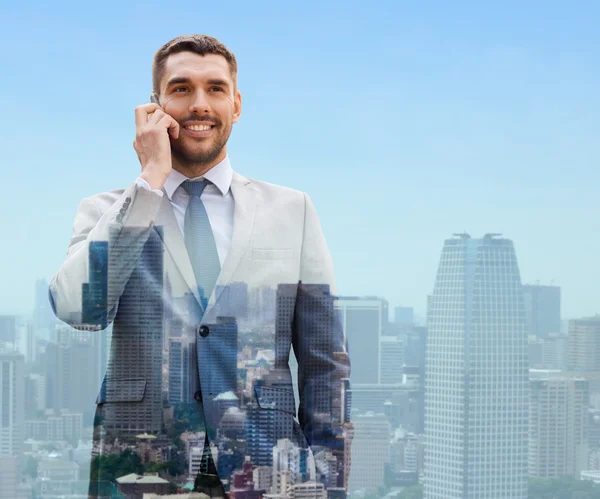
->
xmin=133 ymin=103 xmax=180 ymax=190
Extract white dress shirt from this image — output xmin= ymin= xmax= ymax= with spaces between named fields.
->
xmin=135 ymin=155 xmax=235 ymax=267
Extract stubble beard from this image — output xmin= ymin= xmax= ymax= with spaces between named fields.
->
xmin=170 ymin=124 xmax=231 ymax=173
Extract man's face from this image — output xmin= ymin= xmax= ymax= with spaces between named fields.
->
xmin=158 ymin=51 xmax=241 ymax=168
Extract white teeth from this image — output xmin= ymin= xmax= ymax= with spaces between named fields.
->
xmin=186 ymin=125 xmax=212 ymax=131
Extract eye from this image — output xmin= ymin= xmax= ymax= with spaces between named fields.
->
xmin=209 ymin=86 xmax=224 ymax=92
xmin=173 ymin=86 xmax=188 ymax=92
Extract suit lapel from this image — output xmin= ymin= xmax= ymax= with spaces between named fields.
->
xmin=153 ymin=193 xmax=204 ymax=312
xmin=205 ymin=172 xmax=257 ymax=314
xmin=151 ymin=171 xmax=257 ymax=315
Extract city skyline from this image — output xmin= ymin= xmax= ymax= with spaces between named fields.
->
xmin=3 ymin=230 xmax=600 ymax=496
xmin=2 ymin=2 xmax=600 ymax=497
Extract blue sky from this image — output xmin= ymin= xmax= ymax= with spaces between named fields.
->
xmin=1 ymin=1 xmax=599 ymax=318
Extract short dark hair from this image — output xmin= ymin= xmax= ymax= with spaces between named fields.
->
xmin=152 ymin=34 xmax=238 ymax=95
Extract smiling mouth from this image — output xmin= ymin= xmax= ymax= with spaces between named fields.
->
xmin=183 ymin=124 xmax=215 ymax=137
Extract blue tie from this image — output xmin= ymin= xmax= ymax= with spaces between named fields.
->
xmin=181 ymin=179 xmax=223 ymax=490
xmin=181 ymin=179 xmax=221 ymax=310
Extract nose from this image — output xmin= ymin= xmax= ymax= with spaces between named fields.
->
xmin=189 ymin=89 xmax=211 ymax=114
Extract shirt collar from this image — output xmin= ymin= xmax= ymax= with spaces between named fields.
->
xmin=163 ymin=155 xmax=233 ymax=200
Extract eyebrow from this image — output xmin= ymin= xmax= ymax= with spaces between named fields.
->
xmin=165 ymin=76 xmax=230 ymax=89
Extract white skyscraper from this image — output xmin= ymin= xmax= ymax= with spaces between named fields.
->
xmin=424 ymin=234 xmax=529 ymax=499
xmin=348 ymin=412 xmax=391 ymax=493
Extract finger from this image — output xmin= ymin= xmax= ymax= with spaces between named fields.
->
xmin=146 ymin=109 xmax=166 ymax=126
xmin=134 ymin=104 xmax=161 ymax=133
xmin=157 ymin=114 xmax=180 ymax=139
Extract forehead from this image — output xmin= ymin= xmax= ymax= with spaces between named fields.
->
xmin=161 ymin=51 xmax=232 ymax=88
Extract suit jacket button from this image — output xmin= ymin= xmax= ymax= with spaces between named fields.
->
xmin=116 ymin=214 xmax=123 ymax=223
xmin=194 ymin=390 xmax=203 ymax=402
xmin=125 ymin=197 xmax=131 ymax=203
xmin=198 ymin=325 xmax=210 ymax=337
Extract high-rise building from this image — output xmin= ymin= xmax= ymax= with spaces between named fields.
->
xmin=0 ymin=456 xmax=19 ymax=498
xmin=380 ymin=336 xmax=404 ymax=384
xmin=0 ymin=352 xmax=25 ymax=457
xmin=246 ymin=405 xmax=275 ymax=466
xmin=390 ymin=429 xmax=424 ymax=474
xmin=0 ymin=316 xmax=16 ymax=344
xmin=23 ymin=322 xmax=35 ymax=364
xmin=44 ymin=342 xmax=61 ymax=413
xmin=276 ymin=284 xmax=297 ymax=370
xmin=168 ymin=338 xmax=196 ymax=405
xmin=24 ymin=373 xmax=45 ymax=418
xmin=273 ymin=438 xmax=313 ymax=485
xmin=44 ymin=326 xmax=103 ymax=414
xmin=529 ymin=335 xmax=567 ymax=370
xmin=424 ymin=233 xmax=529 ymax=499
xmin=542 ymin=335 xmax=567 ymax=370
xmin=529 ymin=372 xmax=588 ymax=478
xmin=348 ymin=412 xmax=391 ymax=493
xmin=82 ymin=241 xmax=109 ymax=328
xmin=523 ymin=284 xmax=561 ymax=338
xmin=567 ymin=316 xmax=600 ymax=372
xmin=103 ymin=226 xmax=164 ymax=436
xmin=350 ymin=383 xmax=414 ymax=416
xmin=337 ymin=297 xmax=387 ymax=384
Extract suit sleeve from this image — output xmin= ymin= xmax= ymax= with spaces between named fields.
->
xmin=49 ymin=180 xmax=163 ymax=329
xmin=292 ymin=192 xmax=352 ymax=487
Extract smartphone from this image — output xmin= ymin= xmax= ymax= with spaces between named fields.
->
xmin=150 ymin=92 xmax=160 ymax=105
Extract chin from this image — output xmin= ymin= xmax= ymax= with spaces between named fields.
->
xmin=184 ymin=151 xmax=222 ymax=165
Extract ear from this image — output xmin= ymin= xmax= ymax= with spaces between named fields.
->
xmin=232 ymin=89 xmax=242 ymax=123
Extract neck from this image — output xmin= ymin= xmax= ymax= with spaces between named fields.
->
xmin=172 ymin=150 xmax=227 ymax=178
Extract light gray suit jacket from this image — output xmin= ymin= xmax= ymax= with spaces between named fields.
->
xmin=49 ymin=170 xmax=352 ymax=493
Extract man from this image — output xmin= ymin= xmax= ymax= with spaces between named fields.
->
xmin=49 ymin=34 xmax=352 ymax=498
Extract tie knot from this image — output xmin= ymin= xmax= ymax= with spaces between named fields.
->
xmin=181 ymin=179 xmax=208 ymax=198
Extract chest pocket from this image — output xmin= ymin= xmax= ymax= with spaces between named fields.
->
xmin=252 ymin=248 xmax=293 ymax=260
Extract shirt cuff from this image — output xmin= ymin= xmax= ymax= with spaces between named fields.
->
xmin=135 ymin=176 xmax=164 ymax=197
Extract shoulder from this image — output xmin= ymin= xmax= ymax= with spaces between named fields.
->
xmin=234 ymin=171 xmax=308 ymax=207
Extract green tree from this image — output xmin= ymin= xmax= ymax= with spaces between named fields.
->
xmin=143 ymin=461 xmax=164 ymax=473
xmin=90 ymin=448 xmax=144 ymax=484
xmin=165 ymin=458 xmax=185 ymax=477
xmin=142 ymin=459 xmax=185 ymax=478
